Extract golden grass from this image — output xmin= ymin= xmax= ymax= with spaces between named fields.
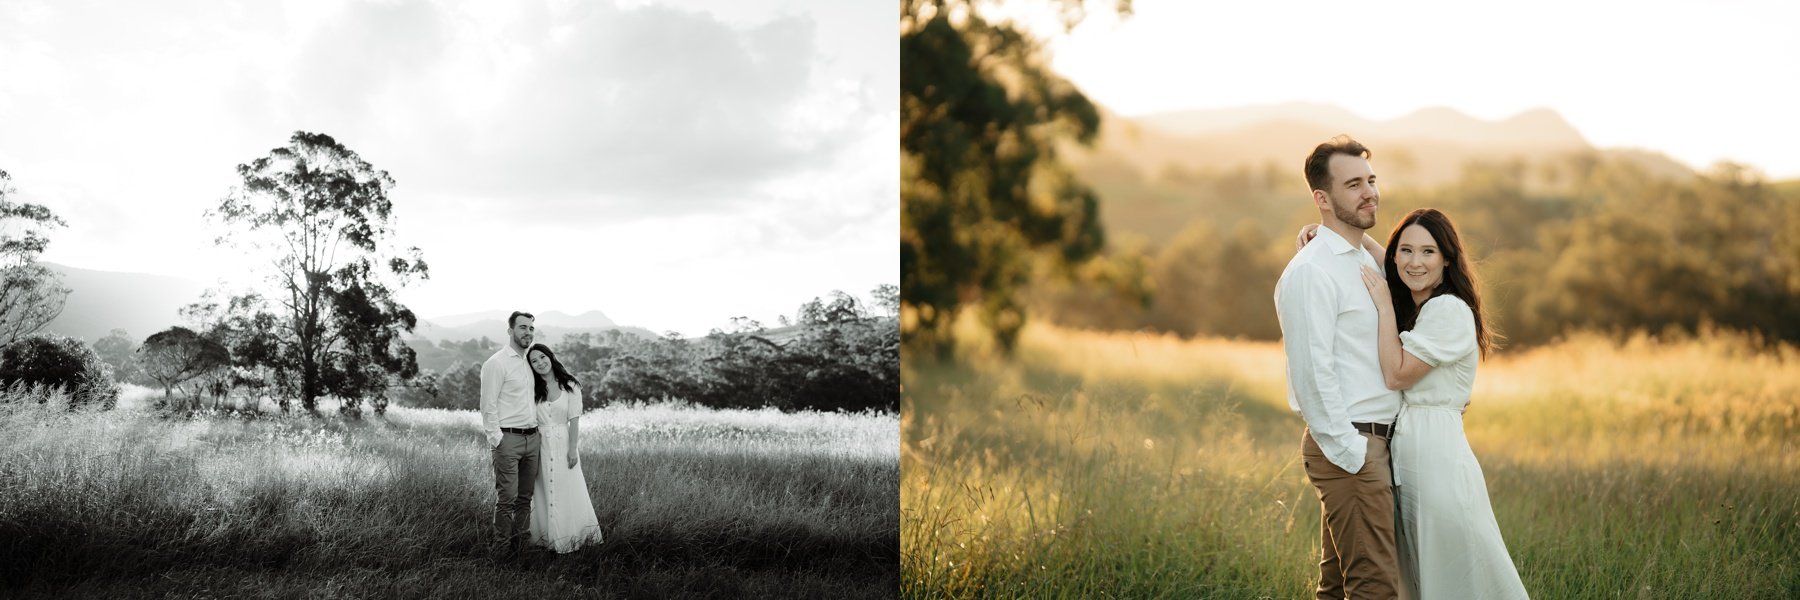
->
xmin=903 ymin=318 xmax=1800 ymax=598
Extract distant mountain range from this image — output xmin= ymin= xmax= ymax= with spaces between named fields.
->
xmin=35 ymin=263 xmax=657 ymax=344
xmin=412 ymin=310 xmax=659 ymax=345
xmin=1066 ymin=103 xmax=1700 ymax=245
xmin=40 ymin=262 xmax=209 ymax=343
xmin=1083 ymin=102 xmax=1695 ymax=187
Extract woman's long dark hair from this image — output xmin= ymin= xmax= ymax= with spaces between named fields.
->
xmin=1382 ymin=208 xmax=1500 ymax=358
xmin=528 ymin=343 xmax=580 ymax=403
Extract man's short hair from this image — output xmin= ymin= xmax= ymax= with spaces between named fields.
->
xmin=1304 ymin=135 xmax=1373 ymax=193
xmin=509 ymin=311 xmax=535 ymax=328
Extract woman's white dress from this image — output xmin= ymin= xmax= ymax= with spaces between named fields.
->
xmin=529 ymin=384 xmax=604 ymax=553
xmin=1392 ymin=295 xmax=1528 ymax=599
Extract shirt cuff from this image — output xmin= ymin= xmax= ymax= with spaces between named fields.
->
xmin=486 ymin=430 xmax=502 ymax=448
xmin=1322 ymin=431 xmax=1369 ymax=474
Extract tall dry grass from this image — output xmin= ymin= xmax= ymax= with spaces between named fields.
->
xmin=1 ymin=385 xmax=898 ymax=598
xmin=902 ymin=320 xmax=1800 ymax=598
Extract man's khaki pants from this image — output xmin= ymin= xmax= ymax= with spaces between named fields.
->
xmin=1302 ymin=428 xmax=1399 ymax=599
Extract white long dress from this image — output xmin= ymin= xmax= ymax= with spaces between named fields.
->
xmin=528 ymin=384 xmax=604 ymax=553
xmin=1391 ymin=296 xmax=1528 ymax=599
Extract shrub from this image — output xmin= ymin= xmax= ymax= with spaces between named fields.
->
xmin=0 ymin=334 xmax=120 ymax=409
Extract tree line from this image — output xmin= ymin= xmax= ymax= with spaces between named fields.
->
xmin=3 ymin=133 xmax=898 ymax=415
xmin=90 ymin=287 xmax=898 ymax=414
xmin=1007 ymin=153 xmax=1800 ymax=351
xmin=392 ymin=289 xmax=899 ymax=413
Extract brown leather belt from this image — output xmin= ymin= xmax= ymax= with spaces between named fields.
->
xmin=1353 ymin=422 xmax=1394 ymax=438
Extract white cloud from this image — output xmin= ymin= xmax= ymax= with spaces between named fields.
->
xmin=3 ymin=0 xmax=896 ymax=336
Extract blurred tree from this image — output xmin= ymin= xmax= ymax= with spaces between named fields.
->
xmin=799 ymin=290 xmax=869 ymax=326
xmin=1521 ymin=161 xmax=1800 ymax=346
xmin=410 ymin=336 xmax=500 ymax=374
xmin=183 ymin=290 xmax=289 ymax=410
xmin=554 ymin=332 xmax=608 ymax=374
xmin=206 ymin=131 xmax=429 ymax=416
xmin=391 ymin=369 xmax=442 ymax=408
xmin=1025 ymin=238 xmax=1153 ymax=332
xmin=599 ymin=354 xmax=676 ymax=404
xmin=93 ymin=329 xmax=145 ymax=386
xmin=437 ymin=362 xmax=483 ymax=410
xmin=0 ymin=169 xmax=72 ymax=347
xmin=727 ymin=316 xmax=765 ymax=335
xmin=554 ymin=332 xmax=617 ymax=409
xmin=1145 ymin=222 xmax=1222 ymax=336
xmin=139 ymin=327 xmax=231 ymax=409
xmin=1143 ymin=221 xmax=1282 ymax=338
xmin=871 ymin=284 xmax=899 ymax=317
xmin=324 ymin=280 xmax=418 ymax=415
xmin=571 ymin=291 xmax=900 ymax=412
xmin=392 ymin=362 xmax=482 ymax=410
xmin=0 ymin=334 xmax=119 ymax=410
xmin=696 ymin=329 xmax=784 ymax=410
xmin=1028 ymin=137 xmax=1800 ymax=348
xmin=900 ymin=0 xmax=1129 ymax=359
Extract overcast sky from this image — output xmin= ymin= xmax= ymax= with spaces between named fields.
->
xmin=0 ymin=0 xmax=896 ymax=336
xmin=1025 ymin=0 xmax=1800 ymax=179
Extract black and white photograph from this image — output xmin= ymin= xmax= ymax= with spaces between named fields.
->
xmin=0 ymin=0 xmax=898 ymax=597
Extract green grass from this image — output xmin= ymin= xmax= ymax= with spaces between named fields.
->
xmin=0 ymin=385 xmax=898 ymax=599
xmin=901 ymin=323 xmax=1800 ymax=598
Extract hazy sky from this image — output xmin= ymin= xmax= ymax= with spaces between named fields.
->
xmin=1024 ymin=0 xmax=1800 ymax=179
xmin=0 ymin=0 xmax=896 ymax=336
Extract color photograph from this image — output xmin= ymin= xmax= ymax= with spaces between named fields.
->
xmin=902 ymin=0 xmax=1800 ymax=597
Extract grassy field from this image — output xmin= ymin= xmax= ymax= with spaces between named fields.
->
xmin=901 ymin=320 xmax=1800 ymax=598
xmin=0 ymin=386 xmax=898 ymax=599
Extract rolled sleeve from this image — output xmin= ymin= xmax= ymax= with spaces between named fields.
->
xmin=1278 ymin=263 xmax=1368 ymax=473
xmin=479 ymin=358 xmax=503 ymax=448
xmin=1399 ymin=296 xmax=1477 ymax=368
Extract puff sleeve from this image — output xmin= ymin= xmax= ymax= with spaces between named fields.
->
xmin=563 ymin=385 xmax=582 ymax=423
xmin=1399 ymin=295 xmax=1477 ymax=367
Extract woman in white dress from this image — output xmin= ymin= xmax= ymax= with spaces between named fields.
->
xmin=525 ymin=343 xmax=604 ymax=553
xmin=1354 ymin=208 xmax=1528 ymax=599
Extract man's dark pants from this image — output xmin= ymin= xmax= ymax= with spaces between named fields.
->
xmin=492 ymin=430 xmax=541 ymax=554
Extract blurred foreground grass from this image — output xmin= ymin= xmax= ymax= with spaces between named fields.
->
xmin=901 ymin=320 xmax=1800 ymax=598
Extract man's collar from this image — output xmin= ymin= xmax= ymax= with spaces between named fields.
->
xmin=1313 ymin=225 xmax=1361 ymax=256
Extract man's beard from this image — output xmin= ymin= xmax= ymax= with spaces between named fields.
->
xmin=1334 ymin=200 xmax=1376 ymax=229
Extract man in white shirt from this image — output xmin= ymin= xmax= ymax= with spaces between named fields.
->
xmin=1275 ymin=136 xmax=1403 ymax=599
xmin=482 ymin=311 xmax=542 ymax=559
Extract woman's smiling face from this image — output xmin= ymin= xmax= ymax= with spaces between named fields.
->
xmin=1394 ymin=224 xmax=1443 ymax=295
xmin=529 ymin=349 xmax=553 ymax=375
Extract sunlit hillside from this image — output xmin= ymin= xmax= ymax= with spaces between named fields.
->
xmin=1069 ymin=104 xmax=1701 ymax=250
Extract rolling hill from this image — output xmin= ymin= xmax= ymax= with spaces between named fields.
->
xmin=40 ymin=262 xmax=208 ymax=342
xmin=1085 ymin=103 xmax=1692 ymax=188
xmin=410 ymin=310 xmax=658 ymax=346
xmin=1072 ymin=103 xmax=1699 ymax=245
